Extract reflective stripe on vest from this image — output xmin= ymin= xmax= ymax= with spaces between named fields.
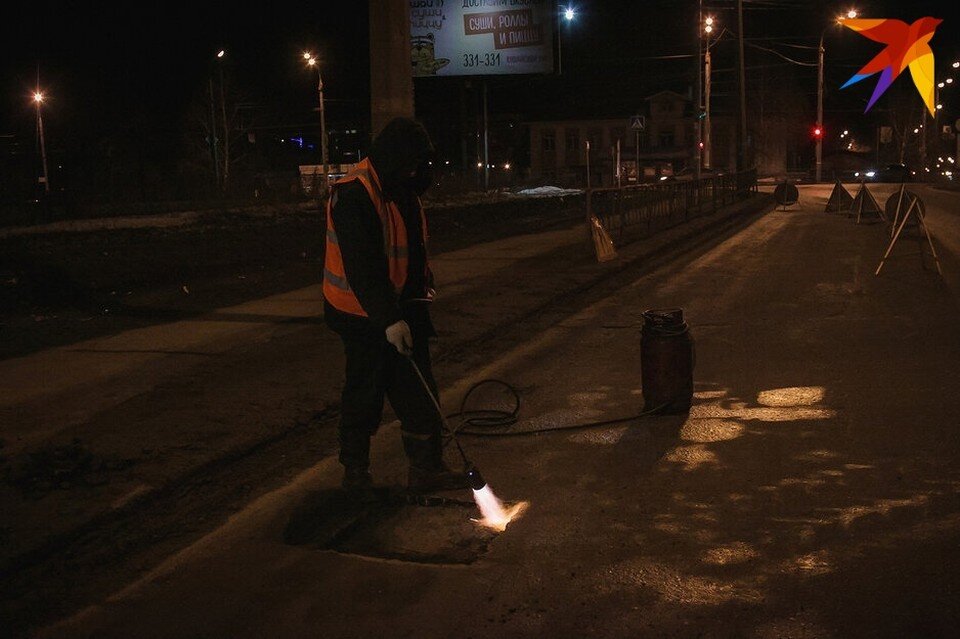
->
xmin=323 ymin=159 xmax=429 ymax=317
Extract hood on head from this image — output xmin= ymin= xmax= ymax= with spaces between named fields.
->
xmin=368 ymin=118 xmax=434 ymax=195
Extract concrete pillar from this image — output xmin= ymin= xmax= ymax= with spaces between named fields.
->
xmin=369 ymin=0 xmax=415 ymax=137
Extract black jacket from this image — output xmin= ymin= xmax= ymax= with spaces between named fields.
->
xmin=323 ymin=179 xmax=434 ymax=338
xmin=324 ymin=118 xmax=436 ymax=339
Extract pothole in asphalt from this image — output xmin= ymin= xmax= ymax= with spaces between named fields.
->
xmin=283 ymin=488 xmax=499 ymax=564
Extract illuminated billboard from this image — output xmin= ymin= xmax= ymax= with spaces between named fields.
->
xmin=410 ymin=0 xmax=556 ymax=77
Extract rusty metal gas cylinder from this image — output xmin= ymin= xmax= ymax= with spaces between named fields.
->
xmin=640 ymin=308 xmax=694 ymax=414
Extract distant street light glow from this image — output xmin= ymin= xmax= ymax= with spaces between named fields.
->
xmin=33 ymin=92 xmax=43 ymax=103
xmin=217 ymin=50 xmax=225 ymax=58
xmin=938 ymin=82 xmax=945 ymax=88
xmin=847 ymin=9 xmax=858 ymax=19
xmin=303 ymin=52 xmax=312 ymax=59
xmin=954 ymin=61 xmax=960 ymax=69
xmin=564 ymin=7 xmax=575 ymax=21
xmin=947 ymin=78 xmax=954 ymax=84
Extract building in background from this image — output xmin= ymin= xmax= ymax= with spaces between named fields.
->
xmin=527 ymin=91 xmax=735 ymax=187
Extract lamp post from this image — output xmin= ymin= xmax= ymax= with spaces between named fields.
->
xmin=695 ymin=1 xmax=703 ymax=181
xmin=818 ymin=9 xmax=858 ymax=183
xmin=208 ymin=52 xmax=222 ymax=189
xmin=216 ymin=50 xmax=230 ymax=189
xmin=736 ymin=0 xmax=747 ymax=172
xmin=304 ymin=53 xmax=330 ymax=198
xmin=703 ymin=16 xmax=718 ymax=170
xmin=33 ymin=91 xmax=50 ymax=194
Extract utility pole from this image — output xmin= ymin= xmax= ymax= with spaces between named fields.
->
xmin=317 ymin=67 xmax=329 ymax=197
xmin=816 ymin=35 xmax=825 ymax=182
xmin=33 ymin=67 xmax=50 ymax=195
xmin=34 ymin=97 xmax=50 ymax=194
xmin=303 ymin=53 xmax=330 ymax=197
xmin=704 ymin=47 xmax=712 ymax=170
xmin=369 ymin=0 xmax=414 ymax=136
xmin=616 ymin=139 xmax=621 ymax=188
xmin=736 ymin=0 xmax=748 ymax=171
xmin=482 ymin=80 xmax=490 ymax=191
xmin=695 ymin=0 xmax=703 ymax=181
xmin=208 ymin=77 xmax=221 ymax=188
xmin=219 ymin=63 xmax=230 ymax=188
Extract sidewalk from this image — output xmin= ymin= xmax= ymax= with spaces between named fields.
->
xmin=38 ymin=186 xmax=960 ymax=638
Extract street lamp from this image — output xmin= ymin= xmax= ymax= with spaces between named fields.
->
xmin=564 ymin=6 xmax=575 ymax=21
xmin=303 ymin=52 xmax=329 ymax=198
xmin=214 ymin=49 xmax=230 ymax=189
xmin=702 ymin=15 xmax=720 ymax=170
xmin=816 ymin=8 xmax=858 ymax=183
xmin=33 ymin=90 xmax=50 ymax=193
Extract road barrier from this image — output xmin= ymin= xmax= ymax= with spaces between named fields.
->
xmin=587 ymin=169 xmax=758 ymax=244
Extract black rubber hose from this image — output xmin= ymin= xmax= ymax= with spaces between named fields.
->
xmin=446 ymin=378 xmax=667 ymax=438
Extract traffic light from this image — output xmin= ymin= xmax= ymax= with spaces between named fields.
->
xmin=813 ymin=125 xmax=823 ymax=138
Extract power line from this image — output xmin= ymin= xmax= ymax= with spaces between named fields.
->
xmin=746 ymin=42 xmax=817 ymax=66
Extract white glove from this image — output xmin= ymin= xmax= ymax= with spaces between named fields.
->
xmin=385 ymin=320 xmax=413 ymax=356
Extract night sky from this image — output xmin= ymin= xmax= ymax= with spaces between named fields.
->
xmin=3 ymin=1 xmax=959 ymax=165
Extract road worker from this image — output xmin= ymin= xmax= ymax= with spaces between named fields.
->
xmin=323 ymin=117 xmax=469 ymax=493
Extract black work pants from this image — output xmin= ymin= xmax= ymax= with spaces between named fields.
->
xmin=337 ymin=327 xmax=444 ymax=471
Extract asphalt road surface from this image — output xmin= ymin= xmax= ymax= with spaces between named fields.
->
xmin=35 ymin=185 xmax=960 ymax=638
xmin=1 ymin=195 xmax=766 ymax=635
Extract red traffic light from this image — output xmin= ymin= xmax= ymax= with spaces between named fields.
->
xmin=813 ymin=126 xmax=823 ymax=138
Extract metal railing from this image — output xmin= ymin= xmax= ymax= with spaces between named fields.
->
xmin=587 ymin=169 xmax=758 ymax=244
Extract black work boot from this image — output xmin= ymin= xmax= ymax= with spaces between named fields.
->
xmin=408 ymin=463 xmax=471 ymax=493
xmin=342 ymin=466 xmax=373 ymax=491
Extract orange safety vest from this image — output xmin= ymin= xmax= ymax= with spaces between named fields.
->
xmin=323 ymin=159 xmax=430 ymax=317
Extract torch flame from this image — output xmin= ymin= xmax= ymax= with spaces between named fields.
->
xmin=471 ymin=484 xmax=528 ymax=532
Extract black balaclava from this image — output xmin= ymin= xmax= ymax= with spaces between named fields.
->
xmin=367 ymin=118 xmax=435 ymax=199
